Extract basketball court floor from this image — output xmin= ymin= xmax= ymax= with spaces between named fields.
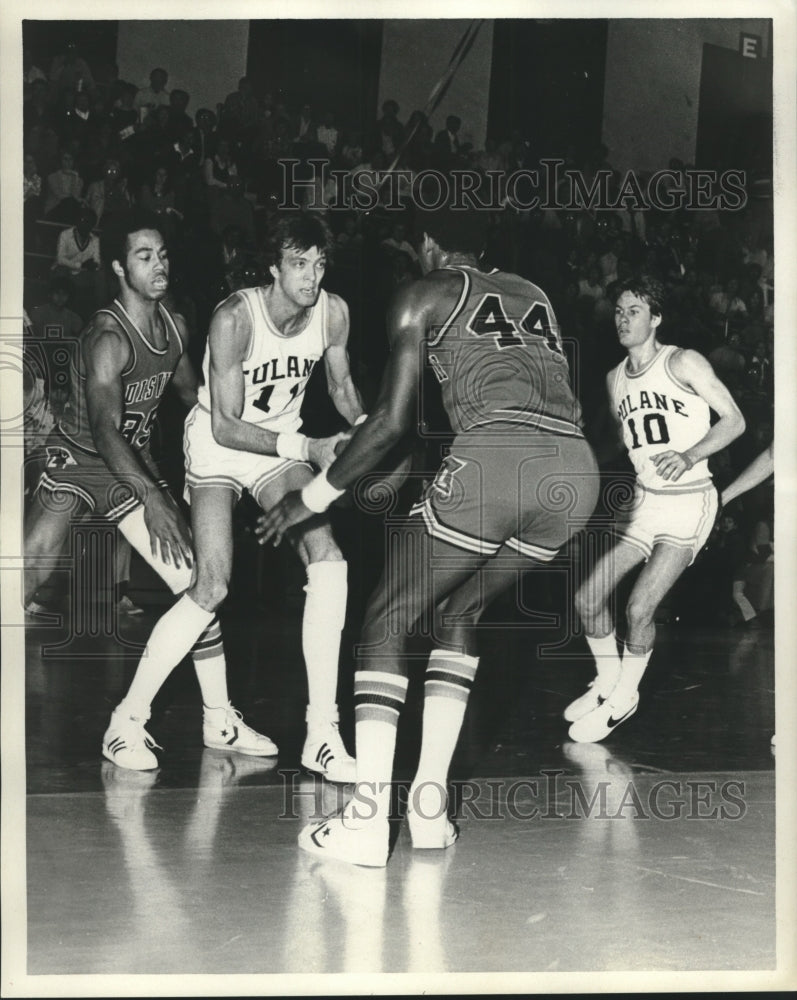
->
xmin=14 ymin=522 xmax=778 ymax=986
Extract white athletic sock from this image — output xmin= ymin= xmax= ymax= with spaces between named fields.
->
xmin=121 ymin=594 xmax=214 ymax=716
xmin=613 ymin=643 xmax=653 ymax=703
xmin=303 ymin=561 xmax=348 ymax=724
xmin=347 ymin=670 xmax=409 ymax=826
xmin=191 ymin=617 xmax=230 ymax=710
xmin=412 ymin=650 xmax=479 ymax=794
xmin=585 ymin=632 xmax=623 ymax=696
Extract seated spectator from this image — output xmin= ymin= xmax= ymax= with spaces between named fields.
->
xmin=708 ymin=332 xmax=747 ymax=391
xmin=168 ymin=88 xmax=193 ymax=142
xmin=404 ymin=110 xmax=434 ymax=168
xmin=577 ymin=265 xmax=605 ymax=303
xmin=61 ymin=89 xmax=97 ymax=148
xmin=53 ymin=207 xmax=100 ymax=274
xmin=169 ymin=123 xmax=202 ymax=192
xmin=43 ymin=149 xmax=84 ymax=222
xmin=433 ymin=114 xmax=463 ymax=165
xmin=86 ymin=158 xmax=131 ymax=225
xmin=374 ymin=99 xmax=404 ymax=159
xmin=292 ymin=102 xmax=316 ymax=147
xmin=140 ymin=103 xmax=176 ymax=165
xmin=52 ymin=207 xmax=103 ymax=319
xmin=107 ymin=84 xmax=140 ymax=166
xmin=340 ymin=130 xmax=364 ymax=168
xmin=381 ymin=220 xmax=418 ymax=265
xmin=222 ymin=77 xmax=259 ymax=138
xmin=209 ymin=175 xmax=255 ymax=245
xmin=474 ymin=136 xmax=506 ymax=175
xmin=336 ymin=213 xmax=363 ymax=250
xmin=192 ymin=107 xmax=218 ymax=164
xmin=49 ymin=42 xmax=94 ymax=98
xmin=203 ymin=137 xmax=239 ymax=191
xmin=316 ymin=111 xmax=340 ymax=158
xmin=134 ymin=67 xmax=170 ymax=121
xmin=139 ymin=163 xmax=181 ymax=218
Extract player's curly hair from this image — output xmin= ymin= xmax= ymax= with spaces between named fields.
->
xmin=414 ymin=179 xmax=489 ymax=257
xmin=613 ymin=274 xmax=666 ymax=317
xmin=266 ymin=212 xmax=335 ymax=270
xmin=101 ymin=207 xmax=165 ymax=277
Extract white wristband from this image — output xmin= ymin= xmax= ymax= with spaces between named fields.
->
xmin=301 ymin=470 xmax=345 ymax=513
xmin=276 ymin=432 xmax=310 ymax=462
xmin=354 ymin=413 xmax=368 ymax=426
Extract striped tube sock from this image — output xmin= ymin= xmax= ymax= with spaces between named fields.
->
xmin=349 ymin=670 xmax=409 ymax=824
xmin=121 ymin=593 xmax=214 ymax=717
xmin=412 ymin=649 xmax=479 ymax=793
xmin=191 ymin=617 xmax=230 ymax=710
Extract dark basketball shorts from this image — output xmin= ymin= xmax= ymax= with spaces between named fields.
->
xmin=409 ymin=429 xmax=600 ymax=560
xmin=35 ymin=431 xmax=169 ymax=522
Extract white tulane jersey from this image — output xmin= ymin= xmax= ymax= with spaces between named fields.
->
xmin=610 ymin=344 xmax=712 ymax=491
xmin=197 ymin=286 xmax=329 ymax=433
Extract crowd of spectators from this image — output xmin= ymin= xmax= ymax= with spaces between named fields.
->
xmin=22 ymin=42 xmax=775 ymax=627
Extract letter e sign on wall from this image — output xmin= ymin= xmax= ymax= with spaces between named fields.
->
xmin=739 ymin=33 xmax=761 ymax=59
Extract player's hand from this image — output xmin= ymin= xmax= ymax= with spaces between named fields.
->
xmin=307 ymin=432 xmax=349 ymax=470
xmin=651 ymin=450 xmax=693 ymax=482
xmin=255 ymin=490 xmax=313 ymax=547
xmin=143 ymin=491 xmax=194 ymax=568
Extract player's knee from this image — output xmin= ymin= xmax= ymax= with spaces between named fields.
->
xmin=190 ymin=571 xmax=229 ymax=612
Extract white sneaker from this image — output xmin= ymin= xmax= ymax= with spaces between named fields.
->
xmin=102 ymin=706 xmax=162 ymax=771
xmin=563 ymin=681 xmax=609 ymax=722
xmin=202 ymin=703 xmax=278 ymax=757
xmin=299 ymin=809 xmax=389 ymax=867
xmin=407 ymin=782 xmax=459 ymax=850
xmin=568 ymin=690 xmax=640 ymax=744
xmin=302 ymin=719 xmax=357 ymax=783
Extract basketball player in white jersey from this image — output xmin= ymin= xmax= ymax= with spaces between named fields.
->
xmin=24 ymin=208 xmax=275 ymax=771
xmin=132 ymin=213 xmax=364 ymax=782
xmin=567 ymin=275 xmax=746 ymax=742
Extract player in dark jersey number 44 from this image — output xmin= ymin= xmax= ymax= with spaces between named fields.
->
xmin=258 ymin=203 xmax=599 ymax=866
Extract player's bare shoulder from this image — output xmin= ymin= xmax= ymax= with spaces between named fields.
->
xmin=82 ymin=310 xmax=132 ymax=371
xmin=668 ymin=346 xmax=714 ymax=386
xmin=390 ymin=268 xmax=464 ymax=333
xmin=209 ymin=289 xmax=253 ymax=355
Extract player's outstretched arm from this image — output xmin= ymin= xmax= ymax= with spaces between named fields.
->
xmin=84 ymin=319 xmax=193 ymax=568
xmin=721 ymin=442 xmax=774 ymax=507
xmin=650 ymin=349 xmax=746 ymax=482
xmin=323 ymin=294 xmax=365 ymax=426
xmin=169 ymin=313 xmax=199 ymax=410
xmin=315 ymin=280 xmax=426 ymax=492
